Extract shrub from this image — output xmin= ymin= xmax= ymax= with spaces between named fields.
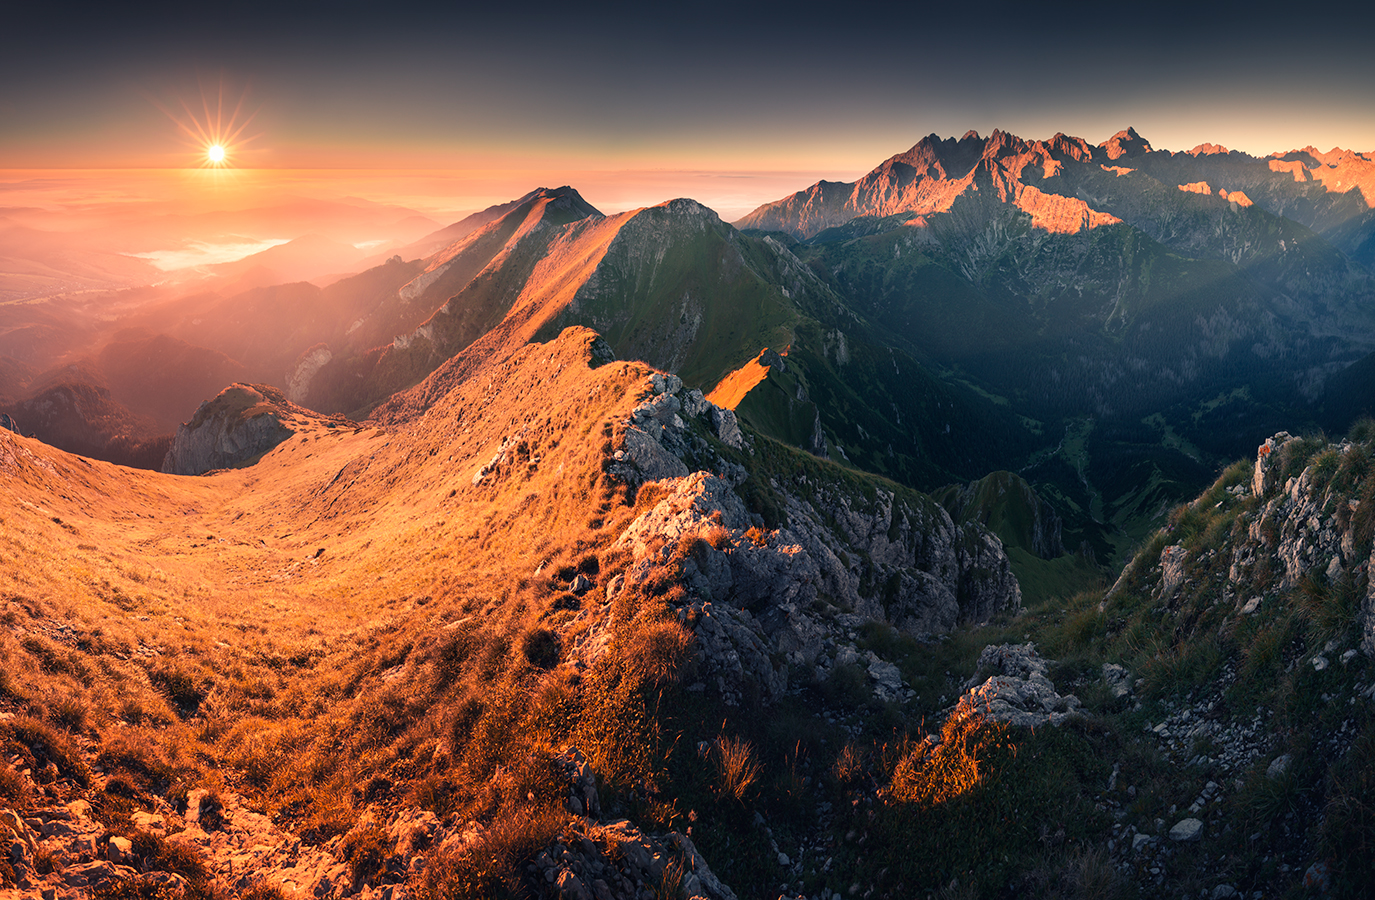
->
xmin=1321 ymin=721 xmax=1375 ymax=894
xmin=1297 ymin=571 xmax=1360 ymax=644
xmin=123 ymin=829 xmax=215 ymax=899
xmin=1348 ymin=417 xmax=1375 ymax=443
xmin=820 ymin=662 xmax=870 ymax=708
xmin=294 ymin=776 xmax=358 ymax=844
xmin=0 ymin=760 xmax=29 ymax=805
xmin=520 ymin=628 xmax=561 ymax=670
xmin=148 ymin=663 xmax=207 ymax=717
xmin=341 ymin=821 xmax=392 ymax=886
xmin=621 ymin=619 xmax=693 ymax=686
xmin=889 ymin=715 xmax=1006 ymax=808
xmin=50 ymin=695 xmax=89 ymax=733
xmin=434 ymin=628 xmax=478 ymax=688
xmin=1 ymin=715 xmax=91 ymax=786
xmin=832 ymin=741 xmax=864 ymax=788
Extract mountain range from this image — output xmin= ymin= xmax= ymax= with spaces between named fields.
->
xmin=4 ymin=127 xmax=1375 ymax=899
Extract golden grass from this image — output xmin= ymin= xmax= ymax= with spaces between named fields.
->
xmin=888 ymin=714 xmax=1011 ymax=808
xmin=0 ymin=328 xmax=684 ymax=881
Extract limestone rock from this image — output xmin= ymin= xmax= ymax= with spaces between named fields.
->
xmin=1160 ymin=545 xmax=1188 ymax=595
xmin=1364 ymin=543 xmax=1375 ymax=658
xmin=1253 ymin=432 xmax=1294 ymax=496
xmin=593 ymin=362 xmax=1018 ymax=710
xmin=286 ymin=344 xmax=334 ymax=404
xmin=1102 ymin=663 xmax=1133 ymax=699
xmin=1168 ymin=818 xmax=1204 ymax=842
xmin=709 ymin=405 xmax=744 ymax=449
xmin=620 ymin=424 xmax=690 ymax=482
xmin=107 ymin=835 xmax=133 ymax=865
xmin=953 ymin=643 xmax=1082 ymax=728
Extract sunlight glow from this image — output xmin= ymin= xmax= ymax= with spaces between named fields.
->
xmin=156 ymin=79 xmax=259 ymax=169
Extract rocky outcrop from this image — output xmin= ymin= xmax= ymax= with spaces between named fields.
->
xmin=597 ymin=368 xmax=1021 ymax=706
xmin=1119 ymin=430 xmax=1375 ymax=662
xmin=952 ymin=643 xmax=1082 ymax=728
xmin=1240 ymin=432 xmax=1360 ymax=594
xmin=161 ymin=384 xmax=303 ymax=475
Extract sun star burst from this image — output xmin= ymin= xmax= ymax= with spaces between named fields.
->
xmin=159 ymin=80 xmax=259 ymax=169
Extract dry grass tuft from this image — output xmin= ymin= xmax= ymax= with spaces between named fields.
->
xmin=715 ymin=735 xmax=761 ymax=803
xmin=341 ymin=820 xmax=392 ymax=887
xmin=888 ymin=714 xmax=1011 ymax=808
xmin=832 ymin=740 xmax=864 ymax=788
xmin=519 ymin=627 xmax=561 ymax=669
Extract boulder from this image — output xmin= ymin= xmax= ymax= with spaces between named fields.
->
xmin=1168 ymin=818 xmax=1204 ymax=842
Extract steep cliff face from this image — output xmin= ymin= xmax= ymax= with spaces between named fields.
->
xmin=161 ymin=383 xmax=328 ymax=475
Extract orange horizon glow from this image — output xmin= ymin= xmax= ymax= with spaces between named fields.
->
xmin=0 ymin=166 xmax=869 ymax=224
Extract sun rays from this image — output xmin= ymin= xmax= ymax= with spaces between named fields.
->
xmin=157 ymin=78 xmax=259 ymax=169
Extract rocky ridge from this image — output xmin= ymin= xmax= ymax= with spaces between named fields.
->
xmin=582 ymin=369 xmax=1022 ymax=707
xmin=736 ymin=128 xmax=1144 ymax=239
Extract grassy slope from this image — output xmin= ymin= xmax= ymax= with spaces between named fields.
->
xmin=8 ymin=325 xmax=1374 ymax=898
xmin=534 ymin=209 xmax=801 ymax=394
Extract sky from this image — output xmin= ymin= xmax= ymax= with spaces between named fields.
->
xmin=5 ymin=1 xmax=1375 ymax=221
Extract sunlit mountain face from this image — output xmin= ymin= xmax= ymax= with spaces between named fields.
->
xmin=5 ymin=3 xmax=1375 ymax=899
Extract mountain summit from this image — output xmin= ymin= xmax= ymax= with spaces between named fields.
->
xmin=735 ymin=127 xmax=1148 ymax=238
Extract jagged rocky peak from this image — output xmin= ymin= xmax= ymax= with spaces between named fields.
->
xmin=496 ymin=185 xmax=603 ymax=232
xmin=891 ymin=131 xmax=990 ymax=180
xmin=1283 ymin=145 xmax=1372 ymax=166
xmin=1043 ymin=132 xmax=1095 ymax=162
xmin=1099 ymin=126 xmax=1154 ymax=160
xmin=981 ymin=128 xmax=1033 ymax=159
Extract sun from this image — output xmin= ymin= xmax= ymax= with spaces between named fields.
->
xmin=157 ymin=79 xmax=258 ymax=169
